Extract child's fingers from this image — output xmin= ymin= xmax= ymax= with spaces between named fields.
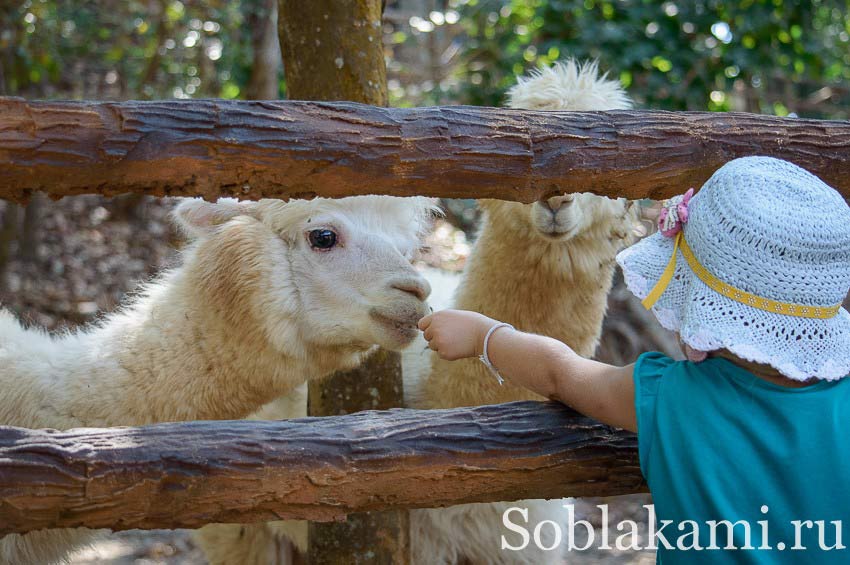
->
xmin=417 ymin=314 xmax=433 ymax=330
xmin=423 ymin=327 xmax=435 ymax=341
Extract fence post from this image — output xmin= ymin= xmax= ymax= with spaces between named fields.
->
xmin=306 ymin=350 xmax=409 ymax=565
xmin=277 ymin=0 xmax=408 ymax=562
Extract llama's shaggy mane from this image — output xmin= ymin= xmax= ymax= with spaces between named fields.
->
xmin=506 ymin=59 xmax=632 ymax=111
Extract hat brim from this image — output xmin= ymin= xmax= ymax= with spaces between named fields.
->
xmin=617 ymin=232 xmax=850 ymax=381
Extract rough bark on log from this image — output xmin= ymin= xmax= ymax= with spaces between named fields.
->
xmin=278 ymin=0 xmax=387 ymax=104
xmin=2 ymin=98 xmax=850 ymax=204
xmin=0 ymin=401 xmax=642 ymax=535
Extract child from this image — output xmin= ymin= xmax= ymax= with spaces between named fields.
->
xmin=418 ymin=156 xmax=850 ymax=563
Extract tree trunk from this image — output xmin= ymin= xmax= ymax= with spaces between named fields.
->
xmin=245 ymin=0 xmax=282 ymax=100
xmin=278 ymin=0 xmax=387 ymax=104
xmin=17 ymin=191 xmax=43 ymax=263
xmin=0 ymin=201 xmax=20 ymax=288
xmin=306 ymin=349 xmax=409 ymax=564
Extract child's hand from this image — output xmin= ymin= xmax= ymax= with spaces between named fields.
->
xmin=417 ymin=309 xmax=500 ymax=361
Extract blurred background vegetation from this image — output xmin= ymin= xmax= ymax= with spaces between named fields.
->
xmin=4 ymin=0 xmax=849 ymax=115
xmin=438 ymin=0 xmax=850 ymax=116
xmin=1 ymin=0 xmax=280 ymax=100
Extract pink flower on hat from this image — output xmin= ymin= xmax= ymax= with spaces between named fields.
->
xmin=658 ymin=188 xmax=694 ymax=238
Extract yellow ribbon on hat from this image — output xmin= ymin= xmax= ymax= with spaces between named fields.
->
xmin=641 ymin=232 xmax=842 ymax=320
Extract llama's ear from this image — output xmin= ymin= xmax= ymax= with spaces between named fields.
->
xmin=626 ymin=199 xmax=660 ymax=238
xmin=174 ymin=198 xmax=256 ymax=238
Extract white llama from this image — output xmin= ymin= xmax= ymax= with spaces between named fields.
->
xmin=406 ymin=60 xmax=640 ymax=565
xmin=0 ymin=195 xmax=436 ymax=565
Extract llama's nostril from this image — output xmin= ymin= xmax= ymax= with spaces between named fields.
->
xmin=543 ymin=194 xmax=575 ymax=213
xmin=391 ymin=277 xmax=431 ymax=301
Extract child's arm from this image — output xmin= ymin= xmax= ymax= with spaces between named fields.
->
xmin=418 ymin=309 xmax=637 ymax=432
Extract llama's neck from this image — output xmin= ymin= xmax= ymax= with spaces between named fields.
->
xmin=38 ymin=257 xmax=361 ymax=428
xmin=420 ymin=215 xmax=625 ymax=410
xmin=455 ymin=217 xmax=621 ymax=357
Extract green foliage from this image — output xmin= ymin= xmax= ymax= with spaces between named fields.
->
xmin=453 ymin=0 xmax=850 ymax=117
xmin=2 ymin=0 xmax=282 ymax=100
xmin=5 ymin=0 xmax=849 ymax=118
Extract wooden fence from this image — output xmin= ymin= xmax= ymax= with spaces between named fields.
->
xmin=0 ymin=402 xmax=640 ymax=535
xmin=4 ymin=98 xmax=850 ymax=203
xmin=1 ymin=98 xmax=849 ymax=537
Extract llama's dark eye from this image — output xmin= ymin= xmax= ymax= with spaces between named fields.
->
xmin=308 ymin=229 xmax=337 ymax=250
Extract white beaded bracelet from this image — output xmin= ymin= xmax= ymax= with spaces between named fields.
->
xmin=479 ymin=322 xmax=514 ymax=385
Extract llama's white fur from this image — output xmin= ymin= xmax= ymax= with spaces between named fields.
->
xmin=193 ymin=269 xmax=464 ymax=564
xmin=505 ymin=59 xmax=632 ymax=111
xmin=0 ymin=195 xmax=435 ymax=565
xmin=406 ymin=59 xmax=640 ymax=565
xmin=194 ymin=60 xmax=639 ymax=565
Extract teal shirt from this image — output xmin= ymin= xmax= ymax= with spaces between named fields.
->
xmin=634 ymin=352 xmax=850 ymax=564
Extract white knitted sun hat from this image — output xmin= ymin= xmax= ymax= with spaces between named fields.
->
xmin=617 ymin=156 xmax=850 ymax=381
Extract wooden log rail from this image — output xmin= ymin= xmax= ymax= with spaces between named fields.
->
xmin=2 ymin=98 xmax=850 ymax=204
xmin=0 ymin=401 xmax=642 ymax=535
